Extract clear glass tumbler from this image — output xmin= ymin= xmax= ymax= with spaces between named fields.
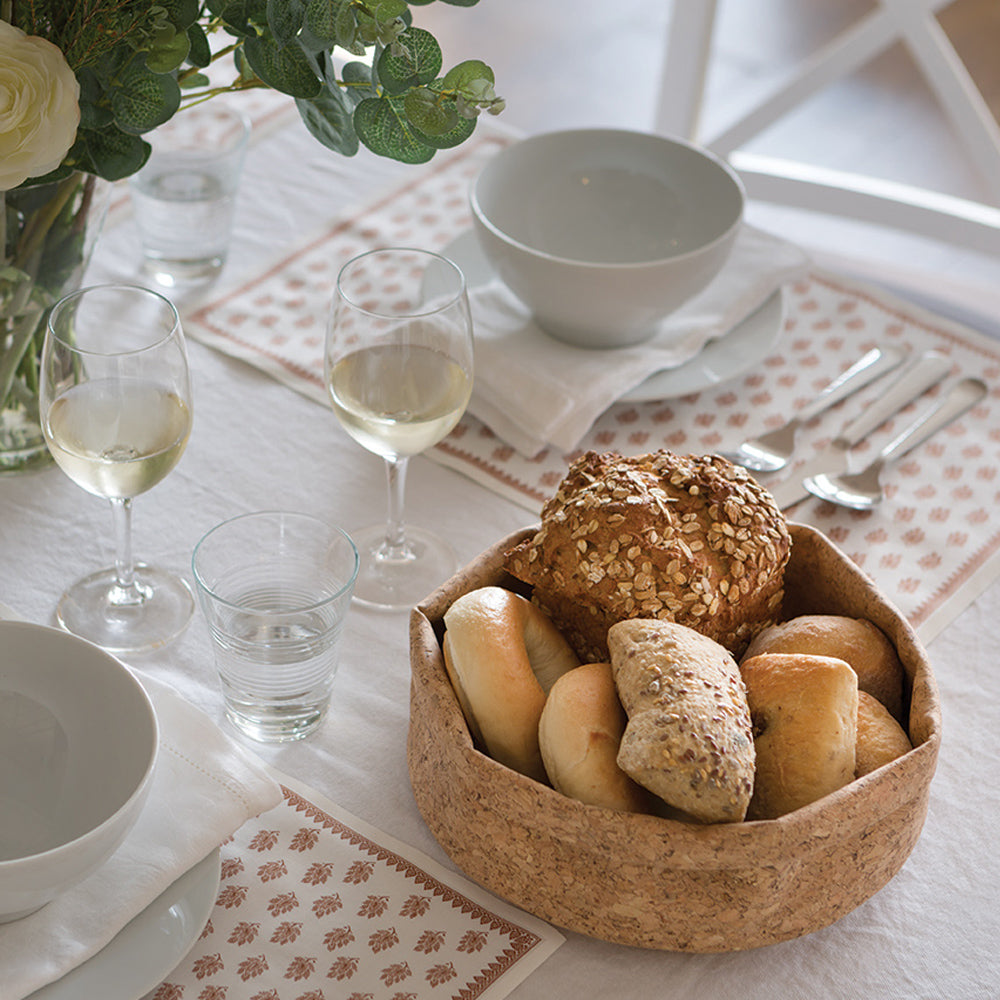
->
xmin=130 ymin=104 xmax=251 ymax=288
xmin=192 ymin=511 xmax=359 ymax=743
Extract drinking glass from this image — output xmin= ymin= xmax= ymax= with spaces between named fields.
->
xmin=325 ymin=247 xmax=474 ymax=610
xmin=41 ymin=284 xmax=195 ymax=652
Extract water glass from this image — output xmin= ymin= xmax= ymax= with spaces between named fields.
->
xmin=130 ymin=104 xmax=250 ymax=287
xmin=192 ymin=512 xmax=359 ymax=743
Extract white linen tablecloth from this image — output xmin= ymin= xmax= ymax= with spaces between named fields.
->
xmin=1 ymin=111 xmax=998 ymax=999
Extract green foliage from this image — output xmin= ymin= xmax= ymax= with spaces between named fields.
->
xmin=6 ymin=0 xmax=503 ymax=181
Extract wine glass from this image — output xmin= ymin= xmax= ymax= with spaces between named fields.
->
xmin=325 ymin=247 xmax=474 ymax=610
xmin=41 ymin=284 xmax=195 ymax=652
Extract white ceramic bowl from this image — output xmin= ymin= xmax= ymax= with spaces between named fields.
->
xmin=470 ymin=128 xmax=745 ymax=349
xmin=0 ymin=622 xmax=158 ymax=922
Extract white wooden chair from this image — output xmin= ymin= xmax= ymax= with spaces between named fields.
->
xmin=655 ymin=0 xmax=1000 ymax=255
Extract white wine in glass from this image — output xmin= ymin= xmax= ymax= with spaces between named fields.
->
xmin=41 ymin=284 xmax=194 ymax=653
xmin=326 ymin=248 xmax=473 ymax=610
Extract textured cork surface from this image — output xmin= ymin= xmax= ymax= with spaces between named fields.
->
xmin=407 ymin=523 xmax=941 ymax=952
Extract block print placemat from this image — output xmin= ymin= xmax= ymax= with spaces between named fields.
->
xmin=147 ymin=776 xmax=562 ymax=1000
xmin=180 ymin=131 xmax=1000 ymax=642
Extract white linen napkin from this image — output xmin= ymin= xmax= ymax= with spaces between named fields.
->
xmin=466 ymin=225 xmax=809 ymax=456
xmin=1 ymin=671 xmax=283 ymax=1000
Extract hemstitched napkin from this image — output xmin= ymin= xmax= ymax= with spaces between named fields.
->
xmin=467 ymin=225 xmax=809 ymax=456
xmin=1 ymin=671 xmax=283 ymax=1000
xmin=147 ymin=774 xmax=564 ymax=1000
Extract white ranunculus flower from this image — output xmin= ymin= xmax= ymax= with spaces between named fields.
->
xmin=0 ymin=21 xmax=81 ymax=191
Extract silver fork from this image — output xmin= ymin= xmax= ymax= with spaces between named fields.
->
xmin=722 ymin=345 xmax=907 ymax=472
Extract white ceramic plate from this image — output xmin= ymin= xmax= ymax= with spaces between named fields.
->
xmin=438 ymin=229 xmax=786 ymax=402
xmin=28 ymin=849 xmax=220 ymax=1000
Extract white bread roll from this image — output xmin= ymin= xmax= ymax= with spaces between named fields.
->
xmin=741 ymin=614 xmax=905 ymax=721
xmin=856 ymin=690 xmax=912 ymax=777
xmin=740 ymin=653 xmax=858 ymax=820
xmin=538 ymin=663 xmax=652 ymax=813
xmin=608 ymin=619 xmax=755 ymax=824
xmin=442 ymin=586 xmax=579 ymax=781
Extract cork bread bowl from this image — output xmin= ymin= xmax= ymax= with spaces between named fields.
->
xmin=407 ymin=522 xmax=941 ymax=952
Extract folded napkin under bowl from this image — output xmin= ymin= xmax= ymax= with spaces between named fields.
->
xmin=0 ymin=621 xmax=158 ymax=924
xmin=408 ymin=523 xmax=941 ymax=952
xmin=463 ymin=224 xmax=809 ymax=457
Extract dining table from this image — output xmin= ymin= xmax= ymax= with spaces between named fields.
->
xmin=2 ymin=90 xmax=999 ymax=1000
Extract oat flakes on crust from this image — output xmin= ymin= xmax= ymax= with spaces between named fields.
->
xmin=505 ymin=450 xmax=791 ymax=662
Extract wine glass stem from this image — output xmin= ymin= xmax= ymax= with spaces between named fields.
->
xmin=108 ymin=497 xmax=147 ymax=607
xmin=382 ymin=455 xmax=410 ymax=557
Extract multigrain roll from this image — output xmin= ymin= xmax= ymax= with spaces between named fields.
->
xmin=442 ymin=586 xmax=580 ymax=781
xmin=505 ymin=450 xmax=791 ymax=663
xmin=856 ymin=691 xmax=912 ymax=777
xmin=741 ymin=614 xmax=905 ymax=721
xmin=740 ymin=652 xmax=858 ymax=820
xmin=608 ymin=619 xmax=755 ymax=823
xmin=538 ymin=662 xmax=652 ymax=813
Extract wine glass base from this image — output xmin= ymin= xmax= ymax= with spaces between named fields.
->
xmin=56 ymin=563 xmax=195 ymax=654
xmin=350 ymin=523 xmax=459 ymax=612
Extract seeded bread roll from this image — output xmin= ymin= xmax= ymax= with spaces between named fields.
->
xmin=856 ymin=690 xmax=912 ymax=777
xmin=607 ymin=619 xmax=755 ymax=824
xmin=538 ymin=662 xmax=652 ymax=813
xmin=741 ymin=614 xmax=905 ymax=722
xmin=505 ymin=450 xmax=790 ymax=663
xmin=442 ymin=586 xmax=580 ymax=782
xmin=740 ymin=653 xmax=858 ymax=820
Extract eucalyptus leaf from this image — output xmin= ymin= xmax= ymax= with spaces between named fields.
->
xmin=79 ymin=128 xmax=151 ymax=181
xmin=179 ymin=71 xmax=211 ymax=89
xmin=268 ymin=0 xmax=306 ymax=47
xmin=296 ymin=88 xmax=360 ymax=156
xmin=404 ymin=88 xmax=475 ymax=147
xmin=146 ymin=29 xmax=191 ymax=73
xmin=340 ymin=60 xmax=377 ymax=105
xmin=158 ymin=0 xmax=201 ymax=28
xmin=377 ymin=27 xmax=441 ymax=95
xmin=354 ymin=96 xmax=435 ymax=164
xmin=304 ymin=0 xmax=339 ymax=43
xmin=111 ymin=66 xmax=181 ymax=134
xmin=186 ymin=23 xmax=212 ymax=67
xmin=219 ymin=0 xmax=268 ymax=37
xmin=242 ymin=35 xmax=323 ymax=98
xmin=334 ymin=2 xmax=367 ymax=55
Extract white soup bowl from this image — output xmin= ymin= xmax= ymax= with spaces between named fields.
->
xmin=0 ymin=621 xmax=158 ymax=922
xmin=470 ymin=128 xmax=745 ymax=349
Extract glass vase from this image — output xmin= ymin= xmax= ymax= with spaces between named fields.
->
xmin=1 ymin=173 xmax=112 ymax=474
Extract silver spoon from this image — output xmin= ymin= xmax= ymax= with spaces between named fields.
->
xmin=803 ymin=376 xmax=987 ymax=509
xmin=722 ymin=346 xmax=907 ymax=472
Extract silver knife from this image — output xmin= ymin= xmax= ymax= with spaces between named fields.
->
xmin=767 ymin=350 xmax=953 ymax=510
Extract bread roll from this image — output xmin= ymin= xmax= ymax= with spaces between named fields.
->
xmin=608 ymin=619 xmax=755 ymax=824
xmin=856 ymin=690 xmax=912 ymax=777
xmin=442 ymin=586 xmax=580 ymax=781
xmin=505 ymin=450 xmax=790 ymax=663
xmin=740 ymin=653 xmax=858 ymax=820
xmin=538 ymin=663 xmax=652 ymax=813
xmin=741 ymin=614 xmax=905 ymax=721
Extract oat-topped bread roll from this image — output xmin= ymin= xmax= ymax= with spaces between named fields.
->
xmin=506 ymin=450 xmax=791 ymax=662
xmin=608 ymin=619 xmax=755 ymax=823
xmin=741 ymin=614 xmax=905 ymax=722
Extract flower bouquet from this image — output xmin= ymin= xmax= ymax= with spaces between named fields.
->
xmin=0 ymin=0 xmax=503 ymax=471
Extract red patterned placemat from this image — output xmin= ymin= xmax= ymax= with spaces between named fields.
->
xmin=148 ymin=777 xmax=562 ymax=1000
xmin=180 ymin=130 xmax=1000 ymax=641
xmin=433 ymin=270 xmax=1000 ymax=642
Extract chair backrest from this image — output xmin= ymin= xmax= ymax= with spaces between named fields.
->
xmin=654 ymin=0 xmax=1000 ymax=255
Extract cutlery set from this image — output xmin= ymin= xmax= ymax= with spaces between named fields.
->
xmin=726 ymin=347 xmax=986 ymax=510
